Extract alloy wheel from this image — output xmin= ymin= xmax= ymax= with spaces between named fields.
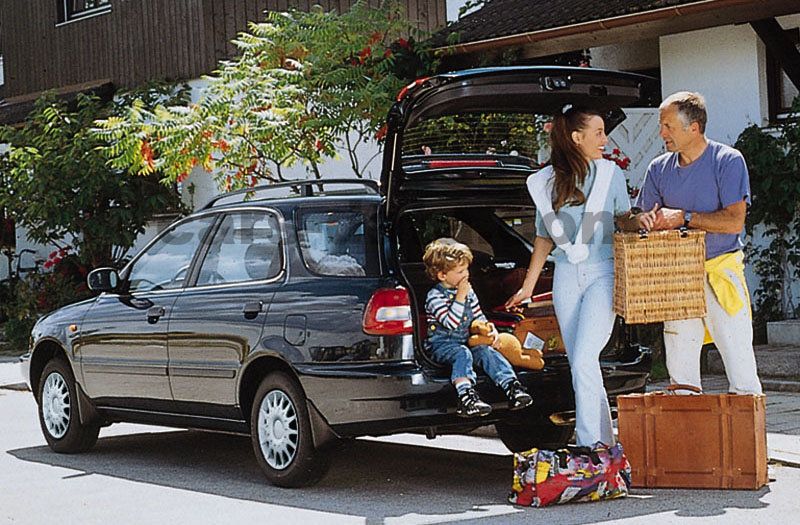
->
xmin=257 ymin=389 xmax=299 ymax=470
xmin=42 ymin=372 xmax=70 ymax=439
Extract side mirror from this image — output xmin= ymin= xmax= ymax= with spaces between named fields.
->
xmin=87 ymin=268 xmax=120 ymax=292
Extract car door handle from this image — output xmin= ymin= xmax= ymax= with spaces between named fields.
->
xmin=146 ymin=306 xmax=166 ymax=323
xmin=243 ymin=301 xmax=263 ymax=319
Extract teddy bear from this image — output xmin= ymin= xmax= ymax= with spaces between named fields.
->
xmin=468 ymin=319 xmax=545 ymax=370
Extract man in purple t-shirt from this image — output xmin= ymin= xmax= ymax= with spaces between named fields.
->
xmin=638 ymin=91 xmax=762 ymax=395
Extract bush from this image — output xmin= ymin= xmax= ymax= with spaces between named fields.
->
xmin=1 ymin=248 xmax=94 ymax=353
xmin=735 ymin=97 xmax=800 ymax=322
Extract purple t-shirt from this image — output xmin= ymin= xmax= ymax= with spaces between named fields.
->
xmin=638 ymin=140 xmax=750 ymax=260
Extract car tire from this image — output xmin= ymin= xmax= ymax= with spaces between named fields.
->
xmin=250 ymin=372 xmax=331 ymax=487
xmin=495 ymin=416 xmax=575 ymax=452
xmin=37 ymin=358 xmax=100 ymax=453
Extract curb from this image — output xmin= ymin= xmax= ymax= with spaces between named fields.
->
xmin=762 ymin=379 xmax=800 ymax=393
xmin=0 ymin=382 xmax=29 ymax=392
xmin=770 ymin=458 xmax=800 ymax=469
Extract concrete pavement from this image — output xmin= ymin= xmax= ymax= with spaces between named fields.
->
xmin=2 ymin=359 xmax=798 ymax=468
xmin=2 ymin=385 xmax=798 ymax=525
xmin=0 ymin=356 xmax=26 ymax=388
xmin=707 ymin=344 xmax=800 ymax=393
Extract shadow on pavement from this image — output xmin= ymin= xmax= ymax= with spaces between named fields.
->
xmin=9 ymin=429 xmax=771 ymax=524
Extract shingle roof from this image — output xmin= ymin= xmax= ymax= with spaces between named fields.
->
xmin=430 ymin=0 xmax=709 ymax=47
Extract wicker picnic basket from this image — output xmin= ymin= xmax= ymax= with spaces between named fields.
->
xmin=613 ymin=229 xmax=707 ymax=324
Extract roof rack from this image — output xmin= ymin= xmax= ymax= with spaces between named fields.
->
xmin=202 ymin=178 xmax=381 ymax=209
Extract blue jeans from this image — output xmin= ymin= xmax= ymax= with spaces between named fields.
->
xmin=430 ymin=339 xmax=517 ymax=388
xmin=553 ymin=259 xmax=616 ymax=446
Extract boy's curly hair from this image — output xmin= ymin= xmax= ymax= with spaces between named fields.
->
xmin=422 ymin=238 xmax=473 ymax=281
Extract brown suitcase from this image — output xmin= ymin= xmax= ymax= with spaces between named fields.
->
xmin=512 ymin=315 xmax=565 ymax=354
xmin=617 ymin=385 xmax=768 ymax=489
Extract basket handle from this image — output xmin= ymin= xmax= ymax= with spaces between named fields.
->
xmin=665 ymin=383 xmax=703 ymax=394
xmin=636 ymin=227 xmax=690 ymax=240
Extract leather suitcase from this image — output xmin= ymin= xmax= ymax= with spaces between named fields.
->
xmin=617 ymin=386 xmax=768 ymax=489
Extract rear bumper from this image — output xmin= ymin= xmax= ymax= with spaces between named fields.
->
xmin=295 ymin=344 xmax=651 ymax=438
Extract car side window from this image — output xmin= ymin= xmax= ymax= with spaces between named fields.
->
xmin=126 ymin=216 xmax=216 ymax=293
xmin=297 ymin=207 xmax=379 ymax=277
xmin=196 ymin=211 xmax=282 ymax=286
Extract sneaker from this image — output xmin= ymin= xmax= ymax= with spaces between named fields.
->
xmin=505 ymin=380 xmax=533 ymax=410
xmin=456 ymin=387 xmax=492 ymax=418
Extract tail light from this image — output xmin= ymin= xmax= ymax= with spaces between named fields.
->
xmin=363 ymin=287 xmax=413 ymax=336
xmin=425 ymin=160 xmax=499 ymax=169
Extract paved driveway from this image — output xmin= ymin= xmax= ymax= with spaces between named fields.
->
xmin=2 ymin=368 xmax=800 ymax=525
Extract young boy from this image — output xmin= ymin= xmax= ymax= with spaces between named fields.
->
xmin=423 ymin=238 xmax=533 ymax=417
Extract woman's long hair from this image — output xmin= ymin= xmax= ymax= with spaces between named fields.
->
xmin=548 ymin=107 xmax=603 ymax=211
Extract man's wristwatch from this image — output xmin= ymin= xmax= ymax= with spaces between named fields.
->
xmin=683 ymin=210 xmax=693 ymax=228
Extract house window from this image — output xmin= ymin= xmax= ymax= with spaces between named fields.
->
xmin=767 ymin=27 xmax=800 ymax=120
xmin=56 ymin=0 xmax=111 ymax=24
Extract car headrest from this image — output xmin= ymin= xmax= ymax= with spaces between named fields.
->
xmin=244 ymin=242 xmax=278 ymax=280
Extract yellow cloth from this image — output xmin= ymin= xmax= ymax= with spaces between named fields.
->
xmin=702 ymin=251 xmax=751 ymax=344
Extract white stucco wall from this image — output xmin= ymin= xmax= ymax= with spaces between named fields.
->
xmin=659 ymin=24 xmax=766 ymax=144
xmin=590 ymin=39 xmax=660 ymax=72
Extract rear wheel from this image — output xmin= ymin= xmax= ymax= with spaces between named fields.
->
xmin=495 ymin=416 xmax=574 ymax=452
xmin=250 ymin=372 xmax=331 ymax=487
xmin=37 ymin=359 xmax=100 ymax=453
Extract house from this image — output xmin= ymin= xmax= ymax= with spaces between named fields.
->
xmin=0 ymin=1 xmax=446 ymax=104
xmin=433 ymin=1 xmax=799 ymax=129
xmin=432 ymin=0 xmax=799 ymax=188
xmin=433 ymin=0 xmax=800 ymax=317
xmin=2 ymin=1 xmax=797 ymax=314
xmin=0 ymin=0 xmax=448 ymax=277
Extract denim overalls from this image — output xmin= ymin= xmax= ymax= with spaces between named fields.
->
xmin=425 ymin=283 xmax=516 ymax=387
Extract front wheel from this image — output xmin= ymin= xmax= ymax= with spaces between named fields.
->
xmin=250 ymin=372 xmax=331 ymax=487
xmin=37 ymin=359 xmax=100 ymax=453
xmin=495 ymin=416 xmax=574 ymax=452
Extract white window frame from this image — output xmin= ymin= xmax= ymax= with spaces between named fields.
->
xmin=56 ymin=0 xmax=112 ymax=26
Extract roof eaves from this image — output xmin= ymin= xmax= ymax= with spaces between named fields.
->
xmin=434 ymin=0 xmax=751 ymax=55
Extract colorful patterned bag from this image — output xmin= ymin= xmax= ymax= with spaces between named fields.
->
xmin=508 ymin=442 xmax=631 ymax=507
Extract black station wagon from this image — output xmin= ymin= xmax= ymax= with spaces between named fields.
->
xmin=23 ymin=66 xmax=654 ymax=487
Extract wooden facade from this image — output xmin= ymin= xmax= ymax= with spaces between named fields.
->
xmin=0 ymin=0 xmax=447 ymax=99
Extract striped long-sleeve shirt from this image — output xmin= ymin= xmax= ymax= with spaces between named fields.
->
xmin=424 ymin=283 xmax=486 ymax=332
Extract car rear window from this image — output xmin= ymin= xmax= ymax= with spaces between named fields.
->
xmin=296 ymin=206 xmax=380 ymax=277
xmin=401 ymin=112 xmax=551 ymax=165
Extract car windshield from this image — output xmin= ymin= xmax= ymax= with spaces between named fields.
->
xmin=401 ymin=111 xmax=551 ymax=167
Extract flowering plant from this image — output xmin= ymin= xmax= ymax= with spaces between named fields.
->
xmin=603 ymin=148 xmax=639 ymax=199
xmin=2 ymin=245 xmax=91 ymax=352
xmin=603 ymin=148 xmax=631 ymax=170
xmin=43 ymin=247 xmax=70 ymax=270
